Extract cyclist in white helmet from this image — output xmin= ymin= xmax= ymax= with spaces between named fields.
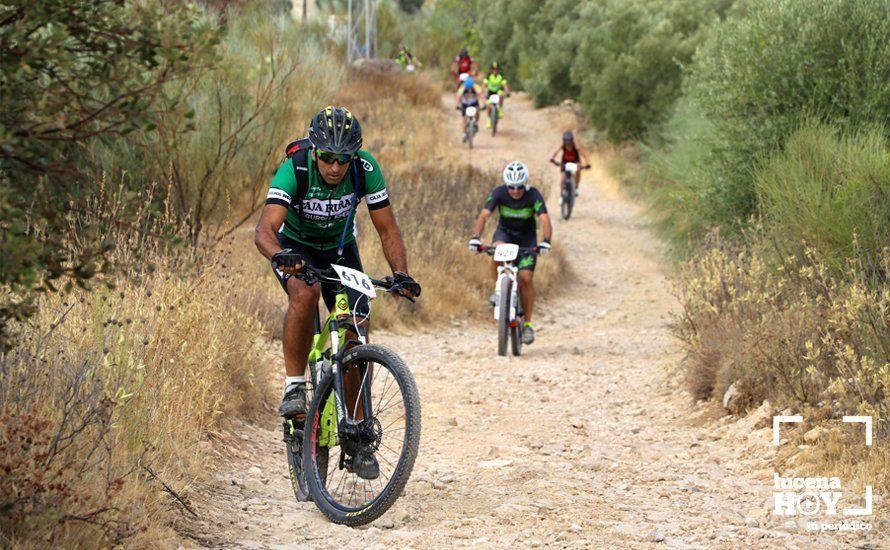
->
xmin=468 ymin=161 xmax=552 ymax=345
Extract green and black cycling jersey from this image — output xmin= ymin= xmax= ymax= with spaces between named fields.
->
xmin=265 ymin=150 xmax=389 ymax=250
xmin=484 ymin=185 xmax=548 ymax=236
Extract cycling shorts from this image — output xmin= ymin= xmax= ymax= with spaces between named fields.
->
xmin=272 ymin=234 xmax=371 ymax=317
xmin=492 ymin=228 xmax=537 ymax=271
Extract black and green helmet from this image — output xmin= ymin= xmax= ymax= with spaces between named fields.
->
xmin=308 ymin=106 xmax=363 ymax=155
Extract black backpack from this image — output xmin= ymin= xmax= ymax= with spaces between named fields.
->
xmin=284 ymin=138 xmax=368 ymax=255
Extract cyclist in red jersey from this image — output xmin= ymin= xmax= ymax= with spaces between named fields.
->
xmin=450 ymin=47 xmax=477 ymax=83
xmin=549 ymin=131 xmax=590 ymax=194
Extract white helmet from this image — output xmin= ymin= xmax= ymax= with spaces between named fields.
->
xmin=502 ymin=161 xmax=529 ymax=189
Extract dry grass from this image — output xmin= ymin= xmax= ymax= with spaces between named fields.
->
xmin=676 ymin=229 xmax=889 ymax=488
xmin=0 ymin=181 xmax=274 ymax=546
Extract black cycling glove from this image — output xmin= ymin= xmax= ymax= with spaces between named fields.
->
xmin=392 ymin=271 xmax=421 ymax=298
xmin=271 ymin=249 xmax=303 ymax=270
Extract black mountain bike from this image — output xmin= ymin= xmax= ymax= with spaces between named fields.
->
xmin=279 ymin=262 xmax=421 ymax=526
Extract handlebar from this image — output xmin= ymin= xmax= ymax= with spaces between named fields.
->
xmin=550 ymin=159 xmax=591 ymax=169
xmin=274 ymin=256 xmax=415 ymax=302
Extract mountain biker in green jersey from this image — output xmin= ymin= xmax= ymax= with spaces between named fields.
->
xmin=483 ymin=62 xmax=510 ymax=128
xmin=468 ymin=161 xmax=552 ymax=345
xmin=254 ymin=106 xmax=421 ymax=427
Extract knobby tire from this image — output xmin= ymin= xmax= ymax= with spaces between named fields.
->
xmin=302 ymin=344 xmax=421 ymax=526
xmin=497 ymin=276 xmax=511 ymax=356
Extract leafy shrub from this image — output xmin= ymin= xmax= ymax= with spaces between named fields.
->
xmin=756 ymin=122 xmax=889 ymax=275
xmin=0 ymin=0 xmax=218 ymax=348
xmin=683 ymin=0 xmax=890 ymax=230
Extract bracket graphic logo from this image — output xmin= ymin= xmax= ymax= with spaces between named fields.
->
xmin=771 ymin=416 xmax=873 ymax=523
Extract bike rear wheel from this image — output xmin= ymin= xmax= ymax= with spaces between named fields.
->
xmin=285 ymin=423 xmax=311 ymax=502
xmin=284 ymin=360 xmax=319 ymax=503
xmin=497 ymin=276 xmax=511 ymax=356
xmin=303 ymin=344 xmax=421 ymax=526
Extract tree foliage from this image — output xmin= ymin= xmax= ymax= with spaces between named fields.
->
xmin=471 ymin=0 xmax=730 ymax=140
xmin=682 ymin=0 xmax=890 ymax=227
xmin=0 ymin=0 xmax=218 ymax=348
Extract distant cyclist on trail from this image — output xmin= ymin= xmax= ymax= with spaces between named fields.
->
xmin=549 ymin=131 xmax=590 ymax=195
xmin=468 ymin=162 xmax=552 ymax=345
xmin=395 ymin=43 xmax=420 ymax=70
xmin=482 ymin=62 xmax=510 ymax=127
xmin=450 ymin=47 xmax=477 ymax=83
xmin=456 ymin=75 xmax=485 ymax=142
xmin=254 ymin=106 xmax=421 ymax=430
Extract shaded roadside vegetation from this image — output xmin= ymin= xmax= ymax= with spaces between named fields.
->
xmin=392 ymin=0 xmax=889 ymax=485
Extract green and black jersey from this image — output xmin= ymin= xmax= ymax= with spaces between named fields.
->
xmin=484 ymin=185 xmax=548 ymax=236
xmin=265 ymin=150 xmax=389 ymax=250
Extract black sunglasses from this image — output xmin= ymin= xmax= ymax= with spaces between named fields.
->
xmin=317 ymin=151 xmax=354 ymax=165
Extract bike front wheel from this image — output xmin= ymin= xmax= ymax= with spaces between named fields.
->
xmin=497 ymin=276 xmax=511 ymax=356
xmin=302 ymin=344 xmax=421 ymax=526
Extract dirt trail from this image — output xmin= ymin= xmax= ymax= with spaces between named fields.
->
xmin=182 ymin=93 xmax=885 ymax=548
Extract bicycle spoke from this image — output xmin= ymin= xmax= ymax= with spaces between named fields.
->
xmin=381 ymin=415 xmax=406 ymax=432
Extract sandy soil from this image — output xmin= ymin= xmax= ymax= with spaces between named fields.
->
xmin=178 ymin=92 xmax=887 ymax=548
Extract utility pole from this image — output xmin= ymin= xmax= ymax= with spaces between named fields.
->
xmin=347 ymin=0 xmax=378 ymax=63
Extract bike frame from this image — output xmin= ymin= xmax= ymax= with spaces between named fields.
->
xmin=493 ymin=262 xmax=521 ymax=326
xmin=308 ymin=289 xmax=373 ymax=435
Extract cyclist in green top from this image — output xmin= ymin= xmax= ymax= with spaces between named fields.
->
xmin=395 ymin=43 xmax=420 ymax=71
xmin=254 ymin=106 xmax=420 ymax=419
xmin=482 ymin=62 xmax=510 ymax=128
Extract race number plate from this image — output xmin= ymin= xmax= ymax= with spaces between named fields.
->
xmin=332 ymin=265 xmax=377 ymax=298
xmin=459 ymin=72 xmax=469 ymax=82
xmin=564 ymin=162 xmax=578 ymax=173
xmin=493 ymin=243 xmax=519 ymax=262
xmin=465 ymin=106 xmax=478 ymax=117
xmin=489 ymin=94 xmax=500 ymax=104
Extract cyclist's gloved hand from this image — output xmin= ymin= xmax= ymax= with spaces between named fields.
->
xmin=392 ymin=271 xmax=421 ymax=299
xmin=468 ymin=236 xmax=482 ymax=252
xmin=271 ymin=249 xmax=303 ymax=272
xmin=538 ymin=240 xmax=552 ymax=256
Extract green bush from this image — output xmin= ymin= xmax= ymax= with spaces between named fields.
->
xmin=643 ymin=95 xmax=723 ymax=254
xmin=0 ymin=0 xmax=218 ymax=349
xmin=573 ymin=0 xmax=730 ymax=141
xmin=756 ymin=122 xmax=890 ymax=275
xmin=683 ymin=0 xmax=890 ymax=230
